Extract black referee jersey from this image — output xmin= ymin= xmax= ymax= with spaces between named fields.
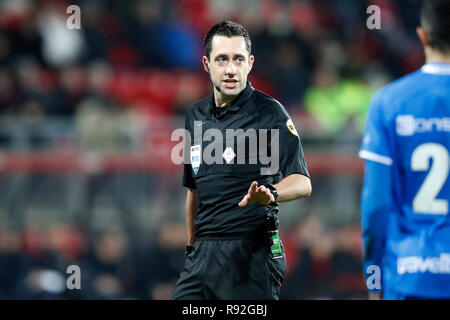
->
xmin=182 ymin=81 xmax=309 ymax=239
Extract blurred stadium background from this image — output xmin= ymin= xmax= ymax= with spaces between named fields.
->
xmin=0 ymin=0 xmax=424 ymax=299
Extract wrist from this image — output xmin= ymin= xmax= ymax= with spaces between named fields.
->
xmin=187 ymin=236 xmax=196 ymax=246
xmin=263 ymin=184 xmax=279 ymax=203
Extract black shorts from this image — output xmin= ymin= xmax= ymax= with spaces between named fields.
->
xmin=170 ymin=238 xmax=286 ymax=300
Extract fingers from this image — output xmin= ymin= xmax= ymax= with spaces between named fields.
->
xmin=240 ymin=182 xmax=275 ymax=207
xmin=238 ymin=194 xmax=250 ymax=207
xmin=260 ymin=188 xmax=274 ymax=205
xmin=249 ymin=181 xmax=258 ymax=194
xmin=256 ymin=186 xmax=274 ymax=202
xmin=240 ymin=182 xmax=257 ymax=207
xmin=260 ymin=186 xmax=275 ymax=202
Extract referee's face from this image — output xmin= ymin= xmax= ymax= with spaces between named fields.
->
xmin=203 ymin=35 xmax=254 ymax=97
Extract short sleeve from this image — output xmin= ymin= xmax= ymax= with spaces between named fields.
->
xmin=276 ymin=111 xmax=310 ymax=178
xmin=359 ymin=90 xmax=393 ymax=166
xmin=182 ymin=111 xmax=196 ymax=189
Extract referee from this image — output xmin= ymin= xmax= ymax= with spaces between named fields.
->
xmin=170 ymin=21 xmax=312 ymax=300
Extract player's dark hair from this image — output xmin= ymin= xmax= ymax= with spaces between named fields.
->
xmin=204 ymin=20 xmax=251 ymax=59
xmin=421 ymin=0 xmax=450 ymax=53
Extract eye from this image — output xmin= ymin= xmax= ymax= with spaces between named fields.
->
xmin=236 ymin=57 xmax=244 ymax=63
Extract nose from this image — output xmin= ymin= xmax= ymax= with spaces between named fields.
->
xmin=225 ymin=61 xmax=237 ymax=76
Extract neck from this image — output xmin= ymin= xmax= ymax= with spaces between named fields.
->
xmin=425 ymin=47 xmax=450 ymax=64
xmin=214 ymin=89 xmax=238 ymax=108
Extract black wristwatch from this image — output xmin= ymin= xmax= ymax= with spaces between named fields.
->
xmin=263 ymin=184 xmax=279 ymax=203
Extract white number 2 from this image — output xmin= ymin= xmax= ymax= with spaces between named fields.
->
xmin=411 ymin=143 xmax=449 ymax=215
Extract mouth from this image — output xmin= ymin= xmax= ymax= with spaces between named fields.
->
xmin=222 ymin=79 xmax=239 ymax=89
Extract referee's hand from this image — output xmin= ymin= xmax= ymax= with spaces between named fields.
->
xmin=238 ymin=181 xmax=275 ymax=207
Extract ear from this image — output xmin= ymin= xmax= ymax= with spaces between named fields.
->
xmin=248 ymin=55 xmax=255 ymax=73
xmin=416 ymin=27 xmax=430 ymax=48
xmin=202 ymin=56 xmax=209 ymax=73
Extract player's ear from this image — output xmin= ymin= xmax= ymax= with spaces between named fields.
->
xmin=248 ymin=55 xmax=255 ymax=73
xmin=416 ymin=27 xmax=430 ymax=48
xmin=202 ymin=56 xmax=210 ymax=73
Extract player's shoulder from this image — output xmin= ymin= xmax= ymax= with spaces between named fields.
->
xmin=187 ymin=95 xmax=211 ymax=111
xmin=252 ymin=89 xmax=291 ymax=121
xmin=184 ymin=95 xmax=211 ymax=117
xmin=372 ymin=69 xmax=424 ymax=110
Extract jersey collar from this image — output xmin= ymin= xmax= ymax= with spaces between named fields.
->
xmin=421 ymin=62 xmax=450 ymax=75
xmin=209 ymin=81 xmax=254 ymax=117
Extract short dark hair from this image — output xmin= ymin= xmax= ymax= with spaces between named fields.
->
xmin=204 ymin=20 xmax=252 ymax=59
xmin=421 ymin=0 xmax=450 ymax=53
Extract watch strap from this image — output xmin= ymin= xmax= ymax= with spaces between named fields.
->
xmin=263 ymin=184 xmax=279 ymax=202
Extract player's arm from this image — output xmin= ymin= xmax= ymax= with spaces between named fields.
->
xmin=361 ymin=159 xmax=393 ymax=298
xmin=182 ymin=109 xmax=198 ymax=247
xmin=359 ymin=88 xmax=394 ymax=299
xmin=238 ymin=174 xmax=311 ymax=207
xmin=272 ymin=173 xmax=311 ymax=201
xmin=186 ymin=188 xmax=198 ymax=246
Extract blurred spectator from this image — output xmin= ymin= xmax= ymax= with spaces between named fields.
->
xmin=0 ymin=67 xmax=15 ymax=115
xmin=18 ymin=99 xmax=48 ymax=150
xmin=0 ymin=228 xmax=30 ymax=299
xmin=75 ymin=228 xmax=137 ymax=299
xmin=304 ymin=63 xmax=373 ymax=135
xmin=139 ymin=222 xmax=186 ymax=300
xmin=37 ymin=2 xmax=85 ymax=67
xmin=281 ymin=216 xmax=365 ymax=299
xmin=270 ymin=40 xmax=311 ymax=109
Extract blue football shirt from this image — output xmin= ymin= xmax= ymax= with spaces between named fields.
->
xmin=360 ymin=62 xmax=450 ymax=298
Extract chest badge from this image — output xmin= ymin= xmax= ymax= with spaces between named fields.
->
xmin=190 ymin=145 xmax=201 ymax=175
xmin=222 ymin=147 xmax=236 ymax=164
